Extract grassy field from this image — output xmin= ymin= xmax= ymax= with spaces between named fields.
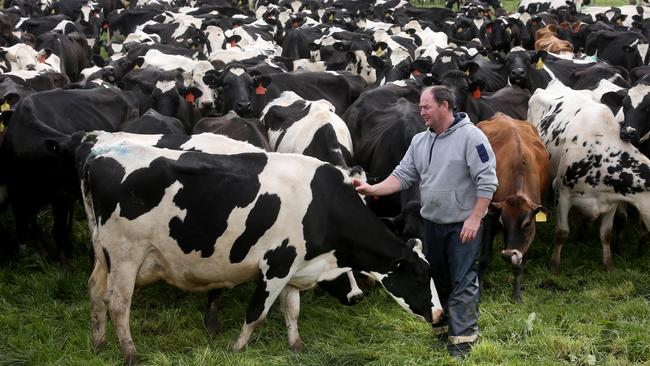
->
xmin=2 ymin=0 xmax=648 ymax=365
xmin=1 ymin=204 xmax=650 ymax=366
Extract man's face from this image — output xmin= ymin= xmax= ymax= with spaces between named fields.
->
xmin=419 ymin=91 xmax=446 ymax=130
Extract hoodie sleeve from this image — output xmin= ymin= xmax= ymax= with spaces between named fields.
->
xmin=390 ymin=139 xmax=420 ymax=190
xmin=465 ymin=127 xmax=498 ymax=199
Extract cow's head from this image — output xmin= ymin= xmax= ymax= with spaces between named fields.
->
xmin=345 ymin=50 xmax=377 ymax=85
xmin=203 ymin=65 xmax=271 ymax=117
xmin=603 ymin=83 xmax=650 ymax=146
xmin=492 ymin=195 xmax=551 ymax=268
xmin=483 ymin=17 xmax=513 ymax=53
xmin=150 ymin=74 xmax=202 ymax=133
xmin=376 ymin=238 xmax=443 ymax=324
xmin=503 ymin=48 xmax=548 ymax=89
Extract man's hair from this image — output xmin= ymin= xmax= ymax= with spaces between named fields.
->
xmin=422 ymin=85 xmax=455 ymax=112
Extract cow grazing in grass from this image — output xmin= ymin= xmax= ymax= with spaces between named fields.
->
xmin=57 ymin=131 xmax=443 ymax=364
xmin=477 ymin=113 xmax=551 ymax=301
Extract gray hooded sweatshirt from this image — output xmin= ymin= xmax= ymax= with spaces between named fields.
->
xmin=391 ymin=112 xmax=498 ymax=224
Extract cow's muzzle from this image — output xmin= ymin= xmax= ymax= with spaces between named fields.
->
xmin=501 ymin=249 xmax=523 ymax=267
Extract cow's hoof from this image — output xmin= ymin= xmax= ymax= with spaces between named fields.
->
xmin=204 ymin=314 xmax=221 ymax=335
xmin=91 ymin=338 xmax=107 ymax=352
xmin=549 ymin=262 xmax=561 ymax=276
xmin=289 ymin=339 xmax=305 ymax=352
xmin=603 ymin=262 xmax=615 ymax=273
xmin=229 ymin=342 xmax=246 ymax=352
xmin=124 ymin=353 xmax=138 ymax=366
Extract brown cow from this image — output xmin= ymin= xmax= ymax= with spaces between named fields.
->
xmin=477 ymin=113 xmax=551 ymax=301
xmin=535 ymin=24 xmax=573 ymax=54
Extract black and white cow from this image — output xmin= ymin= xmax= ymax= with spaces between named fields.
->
xmin=261 ymin=91 xmax=353 ymax=168
xmin=528 ymin=79 xmax=650 ymax=273
xmin=63 ymin=131 xmax=443 ymax=363
xmin=602 ymin=82 xmax=650 ymax=156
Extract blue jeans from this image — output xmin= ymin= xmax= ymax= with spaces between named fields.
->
xmin=424 ymin=220 xmax=482 ymax=346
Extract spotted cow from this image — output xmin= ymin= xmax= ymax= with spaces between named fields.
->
xmin=61 ymin=131 xmax=444 ymax=364
xmin=528 ymin=80 xmax=650 ymax=273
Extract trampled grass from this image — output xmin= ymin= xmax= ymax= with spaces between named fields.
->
xmin=1 ymin=199 xmax=650 ymax=366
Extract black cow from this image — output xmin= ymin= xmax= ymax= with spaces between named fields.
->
xmin=192 ymin=111 xmax=272 ymax=151
xmin=585 ymin=30 xmax=649 ymax=71
xmin=0 ymin=87 xmax=144 ymax=264
xmin=119 ymin=108 xmax=187 ymax=135
xmin=36 ymin=31 xmax=93 ymax=82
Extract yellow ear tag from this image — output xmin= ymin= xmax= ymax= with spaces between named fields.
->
xmin=133 ymin=64 xmax=140 ymax=70
xmin=535 ymin=211 xmax=547 ymax=222
xmin=536 ymin=57 xmax=544 ymax=70
xmin=457 ymin=27 xmax=463 ymax=32
xmin=1 ymin=101 xmax=9 ymax=112
xmin=328 ymin=14 xmax=334 ymax=21
xmin=50 ymin=8 xmax=55 ymax=14
xmin=464 ymin=69 xmax=470 ymax=76
xmin=616 ymin=19 xmax=622 ymax=26
xmin=376 ymin=47 xmax=383 ymax=56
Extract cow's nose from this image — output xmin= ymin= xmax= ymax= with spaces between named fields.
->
xmin=25 ymin=64 xmax=36 ymax=71
xmin=510 ymin=68 xmax=525 ymax=78
xmin=236 ymin=101 xmax=251 ymax=113
xmin=501 ymin=249 xmax=523 ymax=267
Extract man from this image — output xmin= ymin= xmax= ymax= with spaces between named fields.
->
xmin=353 ymin=85 xmax=498 ymax=359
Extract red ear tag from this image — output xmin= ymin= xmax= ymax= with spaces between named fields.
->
xmin=486 ymin=26 xmax=492 ymax=34
xmin=292 ymin=21 xmax=300 ymax=28
xmin=233 ymin=24 xmax=240 ymax=28
xmin=38 ymin=55 xmax=46 ymax=63
xmin=412 ymin=69 xmax=422 ymax=77
xmin=102 ymin=23 xmax=108 ymax=29
xmin=230 ymin=40 xmax=237 ymax=48
xmin=255 ymin=84 xmax=266 ymax=95
xmin=473 ymin=87 xmax=481 ymax=99
xmin=185 ymin=92 xmax=195 ymax=103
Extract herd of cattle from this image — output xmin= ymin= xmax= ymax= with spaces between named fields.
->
xmin=0 ymin=0 xmax=650 ymax=362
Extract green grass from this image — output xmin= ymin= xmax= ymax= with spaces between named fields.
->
xmin=1 ymin=201 xmax=650 ymax=365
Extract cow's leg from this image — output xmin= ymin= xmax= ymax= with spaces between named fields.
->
xmin=550 ymin=192 xmax=570 ymax=275
xmin=230 ymin=273 xmax=291 ymax=352
xmin=106 ymin=264 xmax=139 ymax=365
xmin=204 ymin=289 xmax=223 ymax=334
xmin=600 ymin=208 xmax=617 ymax=272
xmin=280 ymin=285 xmax=303 ymax=351
xmin=51 ymin=196 xmax=75 ymax=271
xmin=612 ymin=204 xmax=628 ymax=255
xmin=478 ymin=213 xmax=499 ymax=291
xmin=89 ymin=261 xmax=108 ymax=351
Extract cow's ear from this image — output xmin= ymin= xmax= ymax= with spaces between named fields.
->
xmin=601 ymin=90 xmax=627 ymax=108
xmin=380 ymin=216 xmax=399 ymax=232
xmin=130 ymin=57 xmax=144 ymax=71
xmin=412 ymin=58 xmax=432 ymax=73
xmin=308 ymin=42 xmax=320 ymax=51
xmin=464 ymin=61 xmax=480 ymax=75
xmin=623 ymin=44 xmax=636 ymax=53
xmin=422 ymin=75 xmax=438 ymax=86
xmin=637 ymin=5 xmax=644 ymax=14
xmin=532 ymin=50 xmax=548 ymax=63
xmin=202 ymin=69 xmax=223 ymax=87
xmin=43 ymin=137 xmax=67 ymax=157
xmin=469 ymin=78 xmax=486 ymax=91
xmin=3 ymin=92 xmax=20 ymax=106
xmin=254 ymin=75 xmax=271 ymax=88
xmin=367 ymin=55 xmax=385 ymax=69
xmin=39 ymin=48 xmax=52 ymax=58
xmin=533 ymin=205 xmax=552 ymax=218
xmin=179 ymin=86 xmax=203 ymax=100
xmin=489 ymin=51 xmax=505 ymax=63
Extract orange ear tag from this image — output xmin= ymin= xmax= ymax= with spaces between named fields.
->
xmin=38 ymin=55 xmax=46 ymax=63
xmin=185 ymin=92 xmax=195 ymax=103
xmin=412 ymin=69 xmax=422 ymax=77
xmin=472 ymin=87 xmax=481 ymax=99
xmin=230 ymin=40 xmax=237 ymax=48
xmin=255 ymin=84 xmax=266 ymax=95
